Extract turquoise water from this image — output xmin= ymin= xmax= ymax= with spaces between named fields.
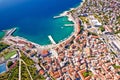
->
xmin=0 ymin=0 xmax=82 ymax=45
xmin=0 ymin=31 xmax=5 ymax=40
xmin=0 ymin=63 xmax=7 ymax=74
xmin=13 ymin=17 xmax=74 ymax=45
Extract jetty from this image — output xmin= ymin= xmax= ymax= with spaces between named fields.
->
xmin=53 ymin=16 xmax=62 ymax=18
xmin=48 ymin=35 xmax=56 ymax=44
xmin=5 ymin=28 xmax=16 ymax=37
xmin=64 ymin=24 xmax=74 ymax=27
xmin=53 ymin=11 xmax=68 ymax=19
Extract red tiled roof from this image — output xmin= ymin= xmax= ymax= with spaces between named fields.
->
xmin=62 ymin=67 xmax=67 ymax=73
xmin=66 ymin=77 xmax=71 ymax=80
xmin=78 ymin=69 xmax=87 ymax=80
xmin=49 ymin=71 xmax=54 ymax=76
xmin=85 ymin=76 xmax=91 ymax=80
xmin=41 ymin=50 xmax=49 ymax=57
xmin=18 ymin=40 xmax=28 ymax=44
xmin=91 ymin=35 xmax=99 ymax=39
xmin=42 ymin=50 xmax=48 ymax=54
xmin=39 ymin=69 xmax=45 ymax=75
xmin=75 ymin=72 xmax=80 ymax=78
xmin=53 ymin=71 xmax=60 ymax=79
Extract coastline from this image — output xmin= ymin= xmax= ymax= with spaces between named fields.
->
xmin=45 ymin=0 xmax=85 ymax=47
xmin=2 ymin=0 xmax=85 ymax=49
xmin=3 ymin=12 xmax=79 ymax=49
xmin=50 ymin=0 xmax=85 ymax=47
xmin=1 ymin=0 xmax=120 ymax=80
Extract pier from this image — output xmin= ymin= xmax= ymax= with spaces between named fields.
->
xmin=48 ymin=35 xmax=56 ymax=44
xmin=64 ymin=24 xmax=74 ymax=27
xmin=5 ymin=28 xmax=16 ymax=37
xmin=53 ymin=11 xmax=68 ymax=19
xmin=53 ymin=16 xmax=62 ymax=18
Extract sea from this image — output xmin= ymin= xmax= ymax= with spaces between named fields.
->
xmin=0 ymin=0 xmax=82 ymax=45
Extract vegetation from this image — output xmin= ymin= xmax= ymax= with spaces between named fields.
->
xmin=99 ymin=26 xmax=105 ymax=32
xmin=0 ymin=42 xmax=9 ymax=52
xmin=93 ymin=14 xmax=102 ymax=23
xmin=28 ymin=65 xmax=38 ymax=79
xmin=0 ymin=51 xmax=45 ymax=80
xmin=7 ymin=61 xmax=13 ymax=68
xmin=116 ymin=16 xmax=120 ymax=24
xmin=103 ymin=15 xmax=109 ymax=23
xmin=83 ymin=71 xmax=93 ymax=77
xmin=21 ymin=52 xmax=45 ymax=80
xmin=21 ymin=52 xmax=34 ymax=66
xmin=113 ymin=64 xmax=120 ymax=69
xmin=79 ymin=16 xmax=89 ymax=23
xmin=70 ymin=9 xmax=76 ymax=14
xmin=79 ymin=25 xmax=84 ymax=33
xmin=0 ymin=72 xmax=9 ymax=80
xmin=114 ymin=30 xmax=120 ymax=34
xmin=88 ymin=55 xmax=96 ymax=58
xmin=88 ymin=32 xmax=98 ymax=36
xmin=111 ymin=51 xmax=117 ymax=57
xmin=4 ymin=50 xmax=17 ymax=60
xmin=34 ymin=75 xmax=45 ymax=80
xmin=117 ymin=72 xmax=120 ymax=75
xmin=0 ymin=61 xmax=19 ymax=80
xmin=8 ymin=62 xmax=19 ymax=80
xmin=0 ymin=48 xmax=10 ymax=58
xmin=21 ymin=62 xmax=31 ymax=80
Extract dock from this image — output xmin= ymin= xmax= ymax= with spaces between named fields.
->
xmin=48 ymin=35 xmax=56 ymax=44
xmin=53 ymin=11 xmax=67 ymax=19
xmin=64 ymin=24 xmax=74 ymax=27
xmin=53 ymin=16 xmax=62 ymax=18
xmin=5 ymin=28 xmax=16 ymax=37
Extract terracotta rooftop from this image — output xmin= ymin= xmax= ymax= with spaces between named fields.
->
xmin=41 ymin=50 xmax=49 ymax=57
xmin=39 ymin=69 xmax=45 ymax=75
xmin=53 ymin=71 xmax=60 ymax=79
xmin=18 ymin=40 xmax=28 ymax=44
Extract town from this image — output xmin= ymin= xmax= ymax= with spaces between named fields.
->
xmin=0 ymin=0 xmax=120 ymax=80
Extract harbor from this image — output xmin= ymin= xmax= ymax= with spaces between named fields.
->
xmin=2 ymin=12 xmax=79 ymax=49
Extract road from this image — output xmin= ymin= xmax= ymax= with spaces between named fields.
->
xmin=17 ymin=49 xmax=21 ymax=80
